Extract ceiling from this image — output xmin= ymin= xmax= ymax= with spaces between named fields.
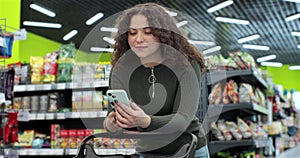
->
xmin=21 ymin=0 xmax=300 ymax=65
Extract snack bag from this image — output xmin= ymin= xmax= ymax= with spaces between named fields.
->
xmin=226 ymin=121 xmax=242 ymax=140
xmin=30 ymin=56 xmax=44 ymax=84
xmin=237 ymin=118 xmax=252 ymax=138
xmin=217 ymin=120 xmax=232 ymax=141
xmin=208 ymin=82 xmax=222 ymax=105
xmin=211 ymin=121 xmax=225 ymax=141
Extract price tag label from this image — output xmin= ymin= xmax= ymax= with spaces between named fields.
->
xmin=126 ymin=149 xmax=136 ymax=155
xmin=0 ymin=93 xmax=5 ymax=104
xmin=98 ymin=149 xmax=107 ymax=155
xmin=18 ymin=110 xmax=30 ymax=122
xmin=36 ymin=113 xmax=45 ymax=120
xmin=7 ymin=150 xmax=19 ymax=158
xmin=29 ymin=113 xmax=37 ymax=120
xmin=18 ymin=149 xmax=27 ymax=155
xmin=116 ymin=149 xmax=125 ymax=155
xmin=81 ymin=112 xmax=89 ymax=118
xmin=99 ymin=111 xmax=107 ymax=117
xmin=94 ymin=81 xmax=101 ymax=87
xmin=56 ymin=83 xmax=66 ymax=89
xmin=69 ymin=149 xmax=77 ymax=155
xmin=70 ymin=82 xmax=78 ymax=89
xmin=71 ymin=112 xmax=80 ymax=118
xmin=107 ymin=149 xmax=116 ymax=155
xmin=43 ymin=84 xmax=52 ymax=90
xmin=28 ymin=149 xmax=37 ymax=155
xmin=27 ymin=85 xmax=35 ymax=91
xmin=46 ymin=113 xmax=54 ymax=120
xmin=57 ymin=113 xmax=65 ymax=119
xmin=14 ymin=85 xmax=26 ymax=92
xmin=89 ymin=112 xmax=98 ymax=118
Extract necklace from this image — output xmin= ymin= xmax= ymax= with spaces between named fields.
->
xmin=148 ymin=67 xmax=156 ymax=98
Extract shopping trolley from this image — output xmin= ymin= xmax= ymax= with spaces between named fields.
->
xmin=73 ymin=131 xmax=198 ymax=158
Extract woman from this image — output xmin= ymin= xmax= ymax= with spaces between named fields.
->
xmin=103 ymin=3 xmax=209 ymax=158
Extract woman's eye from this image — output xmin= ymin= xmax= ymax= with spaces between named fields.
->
xmin=144 ymin=31 xmax=152 ymax=35
xmin=128 ymin=31 xmax=137 ymax=35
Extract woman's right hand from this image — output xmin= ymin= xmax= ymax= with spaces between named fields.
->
xmin=105 ymin=111 xmax=122 ymax=133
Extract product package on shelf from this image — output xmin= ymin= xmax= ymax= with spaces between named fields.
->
xmin=42 ymin=51 xmax=58 ymax=83
xmin=57 ymin=43 xmax=76 ymax=83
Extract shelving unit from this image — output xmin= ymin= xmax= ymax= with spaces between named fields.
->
xmin=203 ymin=68 xmax=270 ymax=157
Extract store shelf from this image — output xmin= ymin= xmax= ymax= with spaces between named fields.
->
xmin=13 ymin=80 xmax=109 ymax=92
xmin=19 ymin=111 xmax=108 ymax=121
xmin=207 ymin=102 xmax=268 ymax=119
xmin=6 ymin=148 xmax=135 ymax=156
xmin=207 ymin=69 xmax=268 ymax=89
xmin=208 ymin=139 xmax=269 ymax=154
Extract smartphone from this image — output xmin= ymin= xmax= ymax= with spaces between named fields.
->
xmin=106 ymin=89 xmax=130 ymax=108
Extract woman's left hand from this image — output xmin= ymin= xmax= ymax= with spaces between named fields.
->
xmin=114 ymin=100 xmax=151 ymax=129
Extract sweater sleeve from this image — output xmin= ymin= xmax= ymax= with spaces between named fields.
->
xmin=138 ymin=62 xmax=201 ymax=133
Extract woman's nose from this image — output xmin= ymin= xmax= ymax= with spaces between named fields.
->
xmin=136 ymin=32 xmax=144 ymax=42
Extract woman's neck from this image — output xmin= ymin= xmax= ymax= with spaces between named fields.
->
xmin=140 ymin=53 xmax=165 ymax=68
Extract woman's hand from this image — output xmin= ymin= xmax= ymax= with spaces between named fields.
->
xmin=114 ymin=100 xmax=151 ymax=129
xmin=105 ymin=111 xmax=122 ymax=132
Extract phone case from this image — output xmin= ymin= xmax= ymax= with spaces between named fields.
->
xmin=106 ymin=89 xmax=130 ymax=107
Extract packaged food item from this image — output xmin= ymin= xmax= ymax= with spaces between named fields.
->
xmin=30 ymin=56 xmax=44 ymax=84
xmin=239 ymin=83 xmax=254 ymax=103
xmin=226 ymin=121 xmax=242 ymax=140
xmin=227 ymin=80 xmax=239 ymax=104
xmin=217 ymin=119 xmax=232 ymax=141
xmin=211 ymin=121 xmax=225 ymax=141
xmin=208 ymin=82 xmax=222 ymax=105
xmin=42 ymin=51 xmax=58 ymax=83
xmin=237 ymin=118 xmax=252 ymax=138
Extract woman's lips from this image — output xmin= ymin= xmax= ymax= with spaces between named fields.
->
xmin=135 ymin=46 xmax=148 ymax=50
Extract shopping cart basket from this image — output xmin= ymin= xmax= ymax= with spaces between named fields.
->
xmin=73 ymin=132 xmax=198 ymax=158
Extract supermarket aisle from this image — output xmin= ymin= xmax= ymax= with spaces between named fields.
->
xmin=277 ymin=145 xmax=300 ymax=158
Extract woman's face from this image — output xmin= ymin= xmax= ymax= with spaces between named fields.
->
xmin=128 ymin=14 xmax=161 ymax=62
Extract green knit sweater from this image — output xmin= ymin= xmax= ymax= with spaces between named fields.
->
xmin=108 ymin=55 xmax=207 ymax=155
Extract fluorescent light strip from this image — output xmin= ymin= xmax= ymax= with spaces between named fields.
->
xmin=165 ymin=10 xmax=178 ymax=16
xmin=216 ymin=17 xmax=250 ymax=25
xmin=238 ymin=34 xmax=260 ymax=43
xmin=23 ymin=21 xmax=62 ymax=28
xmin=100 ymin=27 xmax=118 ymax=32
xmin=188 ymin=40 xmax=215 ymax=46
xmin=260 ymin=62 xmax=283 ymax=67
xmin=30 ymin=4 xmax=56 ymax=17
xmin=289 ymin=65 xmax=300 ymax=70
xmin=86 ymin=13 xmax=104 ymax=25
xmin=284 ymin=0 xmax=300 ymax=3
xmin=298 ymin=44 xmax=300 ymax=49
xmin=285 ymin=13 xmax=300 ymax=22
xmin=176 ymin=20 xmax=188 ymax=27
xmin=203 ymin=46 xmax=221 ymax=54
xmin=207 ymin=0 xmax=234 ymax=13
xmin=90 ymin=47 xmax=114 ymax=52
xmin=256 ymin=54 xmax=276 ymax=62
xmin=103 ymin=37 xmax=116 ymax=44
xmin=63 ymin=30 xmax=78 ymax=41
xmin=291 ymin=32 xmax=300 ymax=36
xmin=243 ymin=44 xmax=270 ymax=51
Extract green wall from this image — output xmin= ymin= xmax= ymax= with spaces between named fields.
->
xmin=19 ymin=32 xmax=62 ymax=63
xmin=0 ymin=0 xmax=21 ymax=64
xmin=264 ymin=65 xmax=300 ymax=91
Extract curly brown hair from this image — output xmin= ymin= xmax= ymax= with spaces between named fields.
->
xmin=111 ymin=3 xmax=206 ymax=74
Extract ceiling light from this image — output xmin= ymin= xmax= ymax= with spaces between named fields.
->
xmin=260 ymin=62 xmax=283 ymax=67
xmin=90 ymin=47 xmax=114 ymax=52
xmin=298 ymin=44 xmax=300 ymax=49
xmin=238 ymin=34 xmax=260 ymax=43
xmin=291 ymin=32 xmax=300 ymax=36
xmin=63 ymin=30 xmax=78 ymax=41
xmin=285 ymin=13 xmax=300 ymax=21
xmin=30 ymin=4 xmax=56 ymax=17
xmin=256 ymin=54 xmax=276 ymax=62
xmin=207 ymin=0 xmax=234 ymax=13
xmin=85 ymin=13 xmax=104 ymax=25
xmin=165 ymin=10 xmax=178 ymax=16
xmin=284 ymin=0 xmax=300 ymax=3
xmin=243 ymin=44 xmax=270 ymax=51
xmin=176 ymin=20 xmax=188 ymax=27
xmin=103 ymin=37 xmax=116 ymax=44
xmin=100 ymin=27 xmax=118 ymax=32
xmin=188 ymin=40 xmax=215 ymax=46
xmin=203 ymin=46 xmax=221 ymax=55
xmin=289 ymin=65 xmax=300 ymax=70
xmin=215 ymin=17 xmax=250 ymax=25
xmin=23 ymin=21 xmax=62 ymax=28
